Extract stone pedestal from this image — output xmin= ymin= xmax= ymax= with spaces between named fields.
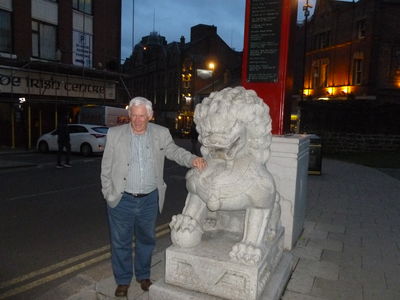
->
xmin=149 ymin=228 xmax=294 ymax=300
xmin=150 ymin=252 xmax=293 ymax=300
xmin=267 ymin=134 xmax=310 ymax=250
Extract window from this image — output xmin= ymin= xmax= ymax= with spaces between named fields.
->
xmin=356 ymin=19 xmax=366 ymax=39
xmin=313 ymin=31 xmax=330 ymax=50
xmin=72 ymin=7 xmax=93 ymax=67
xmin=352 ymin=59 xmax=363 ymax=85
xmin=320 ymin=31 xmax=330 ymax=48
xmin=312 ymin=65 xmax=319 ymax=89
xmin=68 ymin=125 xmax=88 ymax=133
xmin=0 ymin=10 xmax=12 ymax=53
xmin=93 ymin=127 xmax=109 ymax=134
xmin=311 ymin=59 xmax=329 ymax=88
xmin=73 ymin=0 xmax=92 ymax=14
xmin=32 ymin=20 xmax=57 ymax=60
xmin=390 ymin=48 xmax=400 ymax=83
xmin=320 ymin=63 xmax=328 ymax=87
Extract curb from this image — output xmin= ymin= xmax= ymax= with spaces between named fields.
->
xmin=0 ymin=160 xmax=37 ymax=170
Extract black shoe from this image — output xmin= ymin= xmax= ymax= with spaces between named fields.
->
xmin=136 ymin=278 xmax=152 ymax=291
xmin=115 ymin=284 xmax=129 ymax=297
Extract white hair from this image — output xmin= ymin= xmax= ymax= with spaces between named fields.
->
xmin=128 ymin=97 xmax=153 ymax=117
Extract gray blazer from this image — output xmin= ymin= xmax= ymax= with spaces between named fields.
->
xmin=101 ymin=123 xmax=196 ymax=211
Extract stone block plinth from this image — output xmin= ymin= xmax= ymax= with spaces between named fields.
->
xmin=162 ymin=229 xmax=285 ymax=300
xmin=268 ymin=134 xmax=310 ymax=250
xmin=150 ymin=251 xmax=294 ymax=300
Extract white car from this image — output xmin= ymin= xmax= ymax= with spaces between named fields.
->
xmin=36 ymin=124 xmax=108 ymax=156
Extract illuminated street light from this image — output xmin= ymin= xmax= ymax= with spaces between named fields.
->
xmin=208 ymin=61 xmax=216 ymax=91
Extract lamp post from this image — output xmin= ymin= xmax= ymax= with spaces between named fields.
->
xmin=208 ymin=61 xmax=215 ymax=91
xmin=301 ymin=0 xmax=312 ymax=101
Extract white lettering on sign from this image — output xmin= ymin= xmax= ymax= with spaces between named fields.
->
xmin=0 ymin=68 xmax=115 ymax=99
xmin=73 ymin=31 xmax=93 ymax=67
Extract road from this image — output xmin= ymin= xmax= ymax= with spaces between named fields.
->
xmin=0 ymin=146 xmax=190 ymax=299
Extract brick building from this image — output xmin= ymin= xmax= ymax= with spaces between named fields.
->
xmin=0 ymin=0 xmax=126 ymax=149
xmin=123 ymin=24 xmax=242 ymax=134
xmin=300 ymin=0 xmax=400 ymax=101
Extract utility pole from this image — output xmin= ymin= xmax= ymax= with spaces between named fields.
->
xmin=132 ymin=0 xmax=135 ymax=51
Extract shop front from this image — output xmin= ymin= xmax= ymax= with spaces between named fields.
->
xmin=0 ymin=65 xmax=118 ymax=149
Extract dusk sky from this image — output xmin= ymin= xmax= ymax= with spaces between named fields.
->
xmin=120 ymin=0 xmax=320 ymax=61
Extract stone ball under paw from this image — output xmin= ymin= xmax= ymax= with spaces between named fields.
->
xmin=207 ymin=200 xmax=221 ymax=211
xmin=171 ymin=227 xmax=202 ymax=248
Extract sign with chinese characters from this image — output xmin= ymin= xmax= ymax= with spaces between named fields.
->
xmin=0 ymin=67 xmax=115 ymax=99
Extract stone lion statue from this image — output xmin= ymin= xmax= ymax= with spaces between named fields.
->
xmin=170 ymin=86 xmax=281 ymax=265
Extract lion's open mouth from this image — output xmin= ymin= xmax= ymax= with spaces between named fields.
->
xmin=206 ymin=135 xmax=241 ymax=160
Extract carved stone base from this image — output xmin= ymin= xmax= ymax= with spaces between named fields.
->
xmin=149 ymin=251 xmax=294 ymax=300
xmin=161 ymin=228 xmax=286 ymax=300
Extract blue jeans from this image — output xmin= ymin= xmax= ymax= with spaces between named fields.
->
xmin=107 ymin=190 xmax=158 ymax=285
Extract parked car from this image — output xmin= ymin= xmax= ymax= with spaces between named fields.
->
xmin=36 ymin=124 xmax=109 ymax=156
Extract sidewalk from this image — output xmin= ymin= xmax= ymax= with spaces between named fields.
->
xmin=27 ymin=159 xmax=400 ymax=299
xmin=0 ymin=148 xmax=37 ymax=169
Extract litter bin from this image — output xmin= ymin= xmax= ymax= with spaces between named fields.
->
xmin=308 ymin=134 xmax=322 ymax=175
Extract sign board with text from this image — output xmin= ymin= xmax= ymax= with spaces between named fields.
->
xmin=242 ymin=0 xmax=297 ymax=134
xmin=247 ymin=0 xmax=281 ymax=82
xmin=0 ymin=68 xmax=115 ymax=99
xmin=73 ymin=31 xmax=93 ymax=67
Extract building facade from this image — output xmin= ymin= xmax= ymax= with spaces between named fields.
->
xmin=0 ymin=0 xmax=125 ymax=148
xmin=302 ymin=0 xmax=400 ymax=101
xmin=123 ymin=24 xmax=242 ymax=134
xmin=123 ymin=31 xmax=184 ymax=131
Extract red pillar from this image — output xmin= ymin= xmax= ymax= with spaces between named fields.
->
xmin=241 ymin=0 xmax=297 ymax=135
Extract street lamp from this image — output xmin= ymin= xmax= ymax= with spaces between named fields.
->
xmin=301 ymin=0 xmax=312 ymax=101
xmin=208 ymin=61 xmax=216 ymax=91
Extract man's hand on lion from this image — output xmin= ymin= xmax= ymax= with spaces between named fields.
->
xmin=191 ymin=157 xmax=207 ymax=170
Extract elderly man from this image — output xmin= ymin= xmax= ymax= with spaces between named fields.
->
xmin=101 ymin=97 xmax=206 ymax=297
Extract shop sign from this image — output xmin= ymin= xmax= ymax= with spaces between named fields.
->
xmin=0 ymin=68 xmax=115 ymax=99
xmin=73 ymin=31 xmax=92 ymax=67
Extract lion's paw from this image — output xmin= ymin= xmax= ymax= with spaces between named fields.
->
xmin=229 ymin=242 xmax=262 ymax=265
xmin=207 ymin=189 xmax=221 ymax=211
xmin=170 ymin=214 xmax=198 ymax=232
xmin=170 ymin=214 xmax=203 ymax=248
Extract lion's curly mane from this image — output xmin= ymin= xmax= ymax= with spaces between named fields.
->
xmin=194 ymin=86 xmax=272 ymax=164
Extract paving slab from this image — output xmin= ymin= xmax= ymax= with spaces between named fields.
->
xmin=311 ymin=277 xmax=363 ymax=300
